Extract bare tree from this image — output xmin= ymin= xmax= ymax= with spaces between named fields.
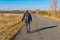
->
xmin=53 ymin=0 xmax=57 ymax=16
xmin=28 ymin=10 xmax=33 ymax=14
xmin=36 ymin=9 xmax=41 ymax=14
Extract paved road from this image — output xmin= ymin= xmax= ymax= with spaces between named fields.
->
xmin=13 ymin=14 xmax=60 ymax=40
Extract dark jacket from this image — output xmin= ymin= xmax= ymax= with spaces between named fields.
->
xmin=22 ymin=12 xmax=32 ymax=23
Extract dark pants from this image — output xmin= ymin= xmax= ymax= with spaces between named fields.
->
xmin=26 ymin=22 xmax=30 ymax=32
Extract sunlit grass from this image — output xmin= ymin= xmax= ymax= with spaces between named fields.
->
xmin=0 ymin=14 xmax=24 ymax=40
xmin=37 ymin=13 xmax=60 ymax=22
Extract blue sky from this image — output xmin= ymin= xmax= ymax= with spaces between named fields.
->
xmin=0 ymin=0 xmax=60 ymax=10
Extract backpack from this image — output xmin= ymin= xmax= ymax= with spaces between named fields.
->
xmin=25 ymin=13 xmax=29 ymax=23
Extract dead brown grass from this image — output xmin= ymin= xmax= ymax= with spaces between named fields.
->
xmin=37 ymin=14 xmax=60 ymax=22
xmin=0 ymin=14 xmax=24 ymax=40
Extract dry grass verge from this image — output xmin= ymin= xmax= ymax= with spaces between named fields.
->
xmin=37 ymin=14 xmax=60 ymax=22
xmin=0 ymin=14 xmax=24 ymax=40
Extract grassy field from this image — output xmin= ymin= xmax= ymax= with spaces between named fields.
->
xmin=37 ymin=14 xmax=60 ymax=22
xmin=0 ymin=14 xmax=24 ymax=40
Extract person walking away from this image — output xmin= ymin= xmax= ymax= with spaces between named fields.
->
xmin=21 ymin=10 xmax=32 ymax=33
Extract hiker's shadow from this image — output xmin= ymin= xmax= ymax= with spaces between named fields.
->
xmin=30 ymin=25 xmax=58 ymax=33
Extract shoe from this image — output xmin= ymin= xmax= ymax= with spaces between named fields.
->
xmin=27 ymin=31 xmax=30 ymax=33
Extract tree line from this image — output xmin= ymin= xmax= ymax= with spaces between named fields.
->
xmin=0 ymin=10 xmax=24 ymax=13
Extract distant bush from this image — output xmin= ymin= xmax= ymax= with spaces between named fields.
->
xmin=48 ymin=12 xmax=51 ymax=16
xmin=55 ymin=13 xmax=57 ymax=17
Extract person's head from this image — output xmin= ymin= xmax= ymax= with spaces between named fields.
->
xmin=25 ymin=10 xmax=30 ymax=14
xmin=26 ymin=10 xmax=29 ymax=13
